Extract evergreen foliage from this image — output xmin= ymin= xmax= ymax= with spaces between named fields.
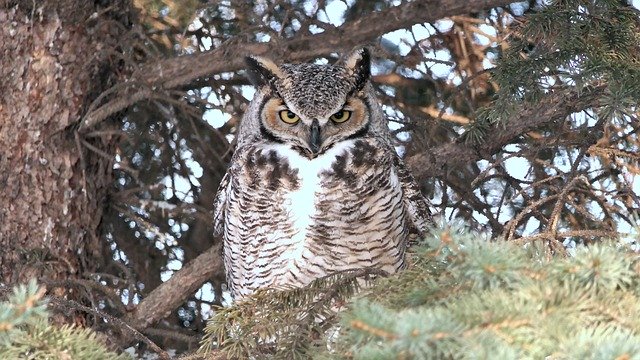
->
xmin=322 ymin=224 xmax=640 ymax=359
xmin=199 ymin=269 xmax=382 ymax=359
xmin=467 ymin=0 xmax=640 ymax=143
xmin=0 ymin=280 xmax=129 ymax=360
xmin=200 ymin=224 xmax=640 ymax=359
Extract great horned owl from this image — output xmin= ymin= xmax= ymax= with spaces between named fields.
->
xmin=213 ymin=48 xmax=430 ymax=300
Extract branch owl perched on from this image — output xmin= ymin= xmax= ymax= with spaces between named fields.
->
xmin=213 ymin=48 xmax=431 ymax=300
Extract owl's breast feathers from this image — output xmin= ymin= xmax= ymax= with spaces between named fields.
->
xmin=213 ymin=137 xmax=430 ymax=299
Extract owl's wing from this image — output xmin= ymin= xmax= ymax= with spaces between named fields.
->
xmin=393 ymin=155 xmax=432 ymax=237
xmin=212 ymin=171 xmax=231 ymax=237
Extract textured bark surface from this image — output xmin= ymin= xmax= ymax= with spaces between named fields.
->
xmin=0 ymin=3 xmax=124 ymax=288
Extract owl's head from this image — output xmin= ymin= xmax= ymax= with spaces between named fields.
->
xmin=239 ymin=48 xmax=384 ymax=157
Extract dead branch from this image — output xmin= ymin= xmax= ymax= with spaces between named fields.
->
xmin=48 ymin=296 xmax=170 ymax=360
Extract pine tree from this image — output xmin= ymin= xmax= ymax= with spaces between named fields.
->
xmin=468 ymin=0 xmax=640 ymax=142
xmin=322 ymin=223 xmax=640 ymax=359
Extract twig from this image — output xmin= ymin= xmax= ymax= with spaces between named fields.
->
xmin=84 ymin=0 xmax=515 ymax=127
xmin=42 ymin=278 xmax=126 ymax=314
xmin=515 ymin=229 xmax=623 ymax=244
xmin=505 ymin=194 xmax=560 ymax=241
xmin=548 ymin=175 xmax=588 ymax=238
xmin=48 ymin=296 xmax=171 ymax=360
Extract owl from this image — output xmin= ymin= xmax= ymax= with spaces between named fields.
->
xmin=213 ymin=48 xmax=430 ymax=300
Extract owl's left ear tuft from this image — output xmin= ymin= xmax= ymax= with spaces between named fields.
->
xmin=245 ymin=55 xmax=284 ymax=89
xmin=345 ymin=48 xmax=371 ymax=93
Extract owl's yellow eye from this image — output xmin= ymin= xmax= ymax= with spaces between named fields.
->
xmin=330 ymin=110 xmax=351 ymax=123
xmin=279 ymin=110 xmax=300 ymax=124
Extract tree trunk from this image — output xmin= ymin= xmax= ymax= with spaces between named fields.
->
xmin=0 ymin=1 xmax=128 ymax=298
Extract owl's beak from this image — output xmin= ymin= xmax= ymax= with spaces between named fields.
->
xmin=309 ymin=119 xmax=321 ymax=154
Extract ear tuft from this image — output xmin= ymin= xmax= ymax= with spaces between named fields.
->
xmin=245 ymin=56 xmax=283 ymax=88
xmin=345 ymin=48 xmax=371 ymax=93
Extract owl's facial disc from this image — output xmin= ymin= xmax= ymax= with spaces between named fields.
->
xmin=260 ymin=95 xmax=370 ymax=158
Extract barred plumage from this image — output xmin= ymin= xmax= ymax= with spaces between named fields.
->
xmin=213 ymin=49 xmax=430 ymax=300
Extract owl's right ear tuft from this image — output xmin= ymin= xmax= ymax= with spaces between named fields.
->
xmin=245 ymin=56 xmax=283 ymax=88
xmin=344 ymin=48 xmax=371 ymax=93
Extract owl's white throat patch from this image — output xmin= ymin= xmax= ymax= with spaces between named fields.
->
xmin=263 ymin=140 xmax=356 ymax=261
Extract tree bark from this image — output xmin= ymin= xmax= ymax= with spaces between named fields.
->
xmin=0 ymin=2 xmax=128 ymax=300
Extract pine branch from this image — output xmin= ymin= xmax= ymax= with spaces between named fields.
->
xmin=126 ymin=244 xmax=223 ymax=332
xmin=198 ymin=268 xmax=387 ymax=359
xmin=318 ymin=223 xmax=640 ymax=359
xmin=193 ymin=222 xmax=640 ymax=358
